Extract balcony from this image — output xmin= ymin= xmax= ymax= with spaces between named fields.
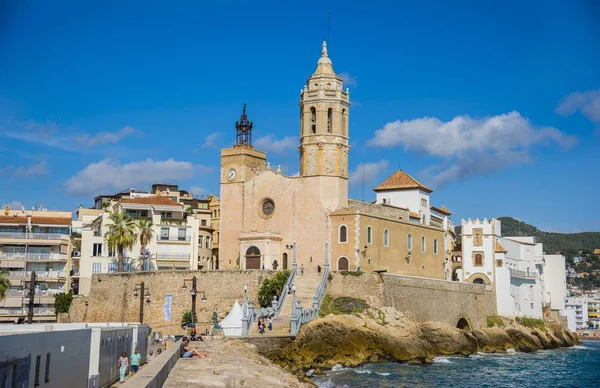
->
xmin=509 ymin=268 xmax=537 ymax=279
xmin=155 ymin=253 xmax=190 ymax=261
xmin=158 ymin=235 xmax=191 ymax=242
xmin=6 ymin=271 xmax=67 ymax=279
xmin=0 ymin=253 xmax=68 ymax=261
xmin=0 ymin=307 xmax=56 ymax=315
xmin=0 ymin=232 xmax=69 ymax=241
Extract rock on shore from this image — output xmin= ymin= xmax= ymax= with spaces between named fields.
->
xmin=272 ymin=307 xmax=579 ymax=373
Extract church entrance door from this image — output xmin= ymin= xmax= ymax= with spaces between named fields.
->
xmin=282 ymin=253 xmax=288 ymax=269
xmin=245 ymin=246 xmax=261 ymax=269
xmin=338 ymin=257 xmax=349 ymax=270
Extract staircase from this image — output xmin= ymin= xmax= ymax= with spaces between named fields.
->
xmin=248 ymin=275 xmax=322 ymax=337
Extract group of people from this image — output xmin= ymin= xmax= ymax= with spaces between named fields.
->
xmin=117 ymin=347 xmax=162 ymax=384
xmin=257 ymin=316 xmax=273 ymax=334
xmin=299 ymin=264 xmax=322 ymax=276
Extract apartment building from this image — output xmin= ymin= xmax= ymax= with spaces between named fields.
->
xmin=0 ymin=208 xmax=72 ymax=323
xmin=73 ymin=186 xmax=216 ymax=295
xmin=564 ymin=297 xmax=589 ymax=330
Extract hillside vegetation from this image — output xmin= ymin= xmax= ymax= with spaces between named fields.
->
xmin=455 ymin=216 xmax=600 ymax=260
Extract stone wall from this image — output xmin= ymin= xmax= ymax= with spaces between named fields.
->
xmin=324 ymin=272 xmax=496 ymax=329
xmin=382 ymin=273 xmax=497 ymax=329
xmin=326 ymin=272 xmax=384 ymax=307
xmin=69 ymin=270 xmax=274 ymax=335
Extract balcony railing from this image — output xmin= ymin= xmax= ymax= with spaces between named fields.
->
xmin=0 ymin=253 xmax=68 ymax=261
xmin=0 ymin=232 xmax=69 ymax=240
xmin=6 ymin=271 xmax=67 ymax=279
xmin=0 ymin=308 xmax=56 ymax=315
xmin=509 ymin=268 xmax=537 ymax=279
xmin=155 ymin=253 xmax=190 ymax=261
xmin=158 ymin=235 xmax=191 ymax=242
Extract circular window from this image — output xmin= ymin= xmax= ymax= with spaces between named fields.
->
xmin=260 ymin=198 xmax=275 ymax=218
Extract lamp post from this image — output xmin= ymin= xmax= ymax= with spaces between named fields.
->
xmin=133 ymin=282 xmax=151 ymax=324
xmin=27 ymin=271 xmax=38 ymax=324
xmin=182 ymin=276 xmax=207 ymax=328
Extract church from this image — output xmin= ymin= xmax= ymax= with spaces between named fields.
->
xmin=219 ymin=42 xmax=455 ymax=278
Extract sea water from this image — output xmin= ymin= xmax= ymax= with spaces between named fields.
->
xmin=312 ymin=341 xmax=600 ymax=388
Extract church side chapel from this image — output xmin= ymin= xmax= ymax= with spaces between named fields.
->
xmin=218 ymin=42 xmax=455 ymax=279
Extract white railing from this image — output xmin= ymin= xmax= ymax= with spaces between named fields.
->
xmin=0 ymin=307 xmax=56 ymax=315
xmin=0 ymin=232 xmax=69 ymax=240
xmin=0 ymin=253 xmax=68 ymax=261
xmin=155 ymin=253 xmax=190 ymax=260
xmin=509 ymin=268 xmax=537 ymax=279
xmin=158 ymin=235 xmax=191 ymax=242
xmin=6 ymin=270 xmax=67 ymax=279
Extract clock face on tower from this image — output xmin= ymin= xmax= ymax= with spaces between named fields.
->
xmin=227 ymin=168 xmax=237 ymax=182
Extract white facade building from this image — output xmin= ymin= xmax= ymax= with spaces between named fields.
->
xmin=541 ymin=254 xmax=567 ymax=311
xmin=564 ymin=297 xmax=589 ymax=330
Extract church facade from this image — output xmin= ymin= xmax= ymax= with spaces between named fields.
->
xmin=219 ymin=42 xmax=455 ymax=278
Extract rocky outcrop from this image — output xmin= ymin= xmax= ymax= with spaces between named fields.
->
xmin=272 ymin=307 xmax=578 ymax=373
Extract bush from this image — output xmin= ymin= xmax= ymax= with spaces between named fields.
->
xmin=339 ymin=270 xmax=363 ymax=277
xmin=54 ymin=293 xmax=73 ymax=313
xmin=319 ymin=296 xmax=368 ymax=317
xmin=181 ymin=310 xmax=198 ymax=328
xmin=516 ymin=317 xmax=547 ymax=332
xmin=258 ymin=270 xmax=291 ymax=308
xmin=486 ymin=315 xmax=505 ymax=328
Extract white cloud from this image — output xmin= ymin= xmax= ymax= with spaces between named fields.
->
xmin=349 ymin=160 xmax=389 ymax=187
xmin=368 ymin=111 xmax=576 ymax=188
xmin=339 ymin=72 xmax=358 ymax=87
xmin=189 ymin=186 xmax=207 ymax=197
xmin=254 ymin=135 xmax=297 ymax=155
xmin=556 ymin=89 xmax=600 ymax=124
xmin=75 ymin=126 xmax=138 ymax=147
xmin=12 ymin=161 xmax=49 ymax=177
xmin=201 ymin=132 xmax=221 ymax=149
xmin=64 ymin=158 xmax=211 ymax=196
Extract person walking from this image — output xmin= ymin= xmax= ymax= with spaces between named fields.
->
xmin=130 ymin=348 xmax=141 ymax=376
xmin=157 ymin=348 xmax=162 ymax=356
xmin=118 ymin=352 xmax=128 ymax=384
xmin=300 ymin=264 xmax=305 ymax=276
xmin=268 ymin=317 xmax=273 ymax=331
xmin=317 ymin=265 xmax=322 ymax=276
xmin=257 ymin=319 xmax=263 ymax=334
xmin=146 ymin=349 xmax=155 ymax=362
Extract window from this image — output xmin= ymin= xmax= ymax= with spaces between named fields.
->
xmin=339 ymin=225 xmax=347 ymax=243
xmin=160 ymin=227 xmax=169 ymax=240
xmin=34 ymin=355 xmax=41 ymax=386
xmin=408 ymin=234 xmax=412 ymax=250
xmin=421 ymin=237 xmax=426 ymax=253
xmin=45 ymin=353 xmax=51 ymax=383
xmin=310 ymin=107 xmax=316 ymax=133
xmin=384 ymin=229 xmax=389 ymax=247
xmin=473 ymin=228 xmax=483 ymax=246
xmin=261 ymin=199 xmax=275 ymax=217
xmin=199 ymin=236 xmax=203 ymax=246
xmin=474 ymin=253 xmax=483 ymax=266
xmin=342 ymin=108 xmax=347 ymax=136
xmin=327 ymin=108 xmax=332 ymax=133
xmin=177 ymin=228 xmax=186 ymax=241
xmin=433 ymin=239 xmax=438 ymax=255
xmin=92 ymin=243 xmax=102 ymax=257
xmin=421 ymin=198 xmax=427 ymax=207
xmin=92 ymin=262 xmax=102 ymax=274
xmin=367 ymin=226 xmax=372 ymax=244
xmin=160 ymin=211 xmax=172 ymax=218
xmin=529 ymin=285 xmax=534 ymax=300
xmin=201 ymin=219 xmax=207 ymax=226
xmin=206 ymin=237 xmax=210 ymax=249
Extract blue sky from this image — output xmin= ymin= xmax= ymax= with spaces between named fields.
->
xmin=1 ymin=1 xmax=599 ymax=233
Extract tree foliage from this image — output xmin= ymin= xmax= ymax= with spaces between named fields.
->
xmin=54 ymin=293 xmax=73 ymax=313
xmin=104 ymin=210 xmax=137 ymax=272
xmin=258 ymin=270 xmax=291 ymax=308
xmin=0 ymin=271 xmax=10 ymax=300
xmin=181 ymin=309 xmax=198 ymax=328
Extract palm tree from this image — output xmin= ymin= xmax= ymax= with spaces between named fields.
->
xmin=137 ymin=218 xmax=155 ymax=270
xmin=0 ymin=271 xmax=10 ymax=300
xmin=104 ymin=210 xmax=137 ymax=272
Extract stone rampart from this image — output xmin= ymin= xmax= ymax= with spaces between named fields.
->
xmin=324 ymin=272 xmax=496 ymax=329
xmin=70 ymin=270 xmax=274 ymax=335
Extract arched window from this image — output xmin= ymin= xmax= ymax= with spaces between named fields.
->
xmin=433 ymin=239 xmax=438 ymax=255
xmin=327 ymin=108 xmax=332 ymax=133
xmin=474 ymin=253 xmax=483 ymax=266
xmin=529 ymin=285 xmax=534 ymax=300
xmin=339 ymin=225 xmax=347 ymax=243
xmin=473 ymin=278 xmax=485 ymax=285
xmin=310 ymin=107 xmax=316 ymax=134
xmin=384 ymin=229 xmax=389 ymax=247
xmin=246 ymin=246 xmax=260 ymax=257
xmin=407 ymin=233 xmax=412 ymax=251
xmin=367 ymin=226 xmax=372 ymax=245
xmin=342 ymin=108 xmax=347 ymax=136
xmin=421 ymin=236 xmax=426 ymax=253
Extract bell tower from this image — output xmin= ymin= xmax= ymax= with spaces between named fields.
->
xmin=299 ymin=41 xmax=350 ymax=179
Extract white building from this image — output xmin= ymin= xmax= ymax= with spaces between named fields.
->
xmin=73 ymin=195 xmax=214 ymax=296
xmin=541 ymin=254 xmax=567 ymax=311
xmin=564 ymin=297 xmax=589 ymax=330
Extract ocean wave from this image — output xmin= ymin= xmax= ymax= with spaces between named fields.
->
xmin=353 ymin=368 xmax=372 ymax=374
xmin=432 ymin=357 xmax=453 ymax=364
xmin=315 ymin=378 xmax=335 ymax=388
xmin=573 ymin=345 xmax=591 ymax=350
xmin=468 ymin=354 xmax=483 ymax=359
xmin=376 ymin=372 xmax=392 ymax=376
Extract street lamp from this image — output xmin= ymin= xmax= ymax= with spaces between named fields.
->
xmin=27 ymin=271 xmax=38 ymax=324
xmin=133 ymin=282 xmax=150 ymax=324
xmin=182 ymin=276 xmax=206 ymax=328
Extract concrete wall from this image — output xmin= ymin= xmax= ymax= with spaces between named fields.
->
xmin=382 ymin=273 xmax=497 ymax=329
xmin=326 ymin=272 xmax=384 ymax=308
xmin=70 ymin=270 xmax=274 ymax=335
xmin=122 ymin=339 xmax=181 ymax=388
xmin=0 ymin=328 xmax=91 ymax=387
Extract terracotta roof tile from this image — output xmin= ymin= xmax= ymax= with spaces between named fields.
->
xmin=0 ymin=215 xmax=72 ymax=225
xmin=496 ymin=241 xmax=508 ymax=253
xmin=120 ymin=196 xmax=183 ymax=207
xmin=373 ymin=169 xmax=432 ymax=193
xmin=409 ymin=212 xmax=421 ymax=219
xmin=430 ymin=205 xmax=452 ymax=216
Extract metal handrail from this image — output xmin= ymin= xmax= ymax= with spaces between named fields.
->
xmin=0 ymin=232 xmax=69 ymax=240
xmin=509 ymin=268 xmax=537 ymax=279
xmin=0 ymin=252 xmax=68 ymax=260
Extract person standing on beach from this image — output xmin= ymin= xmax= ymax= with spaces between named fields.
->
xmin=130 ymin=348 xmax=141 ymax=376
xmin=118 ymin=352 xmax=128 ymax=384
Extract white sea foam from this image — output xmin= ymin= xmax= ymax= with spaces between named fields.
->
xmin=468 ymin=354 xmax=483 ymax=359
xmin=331 ymin=364 xmax=344 ymax=372
xmin=573 ymin=345 xmax=590 ymax=350
xmin=432 ymin=357 xmax=453 ymax=364
xmin=353 ymin=368 xmax=372 ymax=374
xmin=506 ymin=348 xmax=516 ymax=354
xmin=315 ymin=378 xmax=335 ymax=388
xmin=376 ymin=372 xmax=392 ymax=376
